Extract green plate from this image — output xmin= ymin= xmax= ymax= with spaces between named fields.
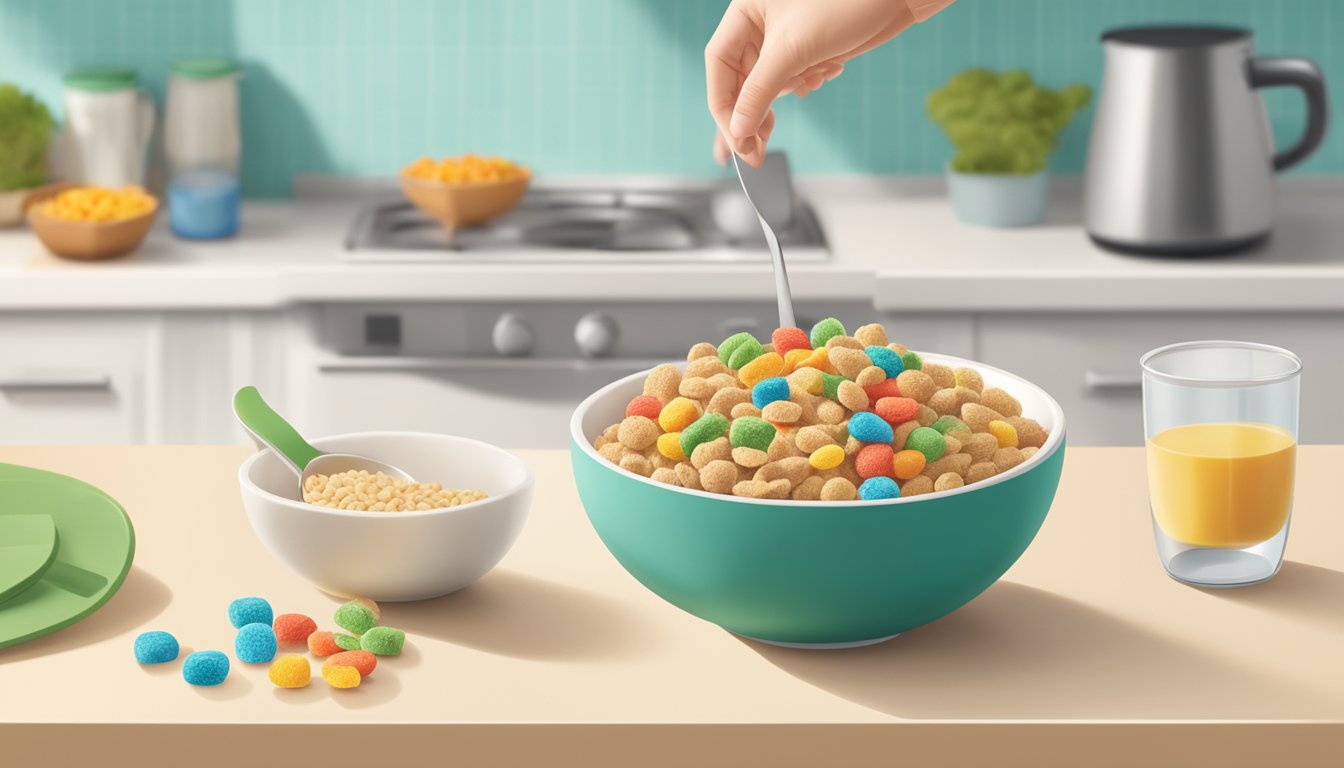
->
xmin=0 ymin=464 xmax=135 ymax=650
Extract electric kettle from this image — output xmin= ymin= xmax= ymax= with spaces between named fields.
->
xmin=1084 ymin=26 xmax=1328 ymax=254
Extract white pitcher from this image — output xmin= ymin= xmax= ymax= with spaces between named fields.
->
xmin=59 ymin=69 xmax=155 ymax=187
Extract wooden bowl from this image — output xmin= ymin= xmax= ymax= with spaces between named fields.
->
xmin=28 ymin=198 xmax=158 ymax=261
xmin=399 ymin=171 xmax=530 ymax=229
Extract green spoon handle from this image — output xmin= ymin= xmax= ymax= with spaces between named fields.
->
xmin=232 ymin=386 xmax=323 ymax=473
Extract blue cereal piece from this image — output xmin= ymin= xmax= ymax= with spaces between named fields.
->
xmin=227 ymin=596 xmax=273 ymax=629
xmin=809 ymin=317 xmax=846 ymax=349
xmin=133 ymin=631 xmax=180 ymax=665
xmin=865 ymin=346 xmax=905 ymax=378
xmin=752 ymin=377 xmax=790 ymax=409
xmin=182 ymin=650 xmax=230 ymax=686
xmin=859 ymin=476 xmax=901 ymax=500
xmin=848 ymin=412 xmax=894 ymax=444
xmin=900 ymin=350 xmax=923 ymax=371
xmin=235 ymin=622 xmax=278 ymax=663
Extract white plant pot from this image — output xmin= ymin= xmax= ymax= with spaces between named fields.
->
xmin=946 ymin=165 xmax=1049 ymax=228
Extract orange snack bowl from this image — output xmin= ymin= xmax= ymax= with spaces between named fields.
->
xmin=28 ymin=198 xmax=158 ymax=261
xmin=399 ymin=168 xmax=530 ymax=229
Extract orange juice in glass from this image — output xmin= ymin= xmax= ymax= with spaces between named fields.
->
xmin=1141 ymin=342 xmax=1301 ymax=587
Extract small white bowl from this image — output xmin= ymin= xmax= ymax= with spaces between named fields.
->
xmin=239 ymin=431 xmax=533 ymax=602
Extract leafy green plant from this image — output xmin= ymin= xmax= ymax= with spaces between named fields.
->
xmin=927 ymin=69 xmax=1090 ymax=175
xmin=0 ymin=84 xmax=54 ymax=191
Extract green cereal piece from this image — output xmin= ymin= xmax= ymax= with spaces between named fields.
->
xmin=900 ymin=350 xmax=923 ymax=371
xmin=905 ymin=426 xmax=947 ymax=463
xmin=335 ymin=601 xmax=378 ymax=636
xmin=360 ymin=626 xmax=406 ymax=657
xmin=333 ymin=632 xmax=362 ymax=651
xmin=821 ymin=373 xmax=847 ymax=401
xmin=809 ymin=318 xmax=846 ymax=349
xmin=729 ymin=416 xmax=776 ymax=452
xmin=726 ymin=337 xmax=764 ymax=370
xmin=680 ymin=412 xmax=730 ymax=458
xmin=717 ymin=332 xmax=757 ymax=366
xmin=930 ymin=415 xmax=968 ymax=435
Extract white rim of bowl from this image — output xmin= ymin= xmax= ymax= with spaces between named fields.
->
xmin=1139 ymin=340 xmax=1302 ymax=388
xmin=570 ymin=352 xmax=1066 ymax=508
xmin=238 ymin=431 xmax=535 ymax=519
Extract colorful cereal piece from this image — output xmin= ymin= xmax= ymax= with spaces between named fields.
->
xmin=717 ymin=332 xmax=759 ymax=366
xmin=680 ymin=413 xmax=730 ymax=458
xmin=820 ymin=373 xmax=846 ymax=401
xmin=657 ymin=432 xmax=687 ymax=461
xmin=308 ymin=631 xmax=342 ymax=658
xmin=875 ymin=396 xmax=920 ymax=425
xmin=182 ymin=650 xmax=229 ymax=687
xmin=658 ymin=397 xmax=701 ymax=432
xmin=235 ymin=622 xmax=278 ymax=663
xmin=904 ymin=427 xmax=947 ymax=462
xmin=900 ymin=351 xmax=923 ymax=371
xmin=727 ymin=337 xmax=765 ymax=370
xmin=808 ymin=443 xmax=845 ymax=470
xmin=273 ymin=613 xmax=317 ymax=645
xmin=360 ymin=626 xmax=406 ymax=657
xmin=327 ymin=650 xmax=377 ymax=677
xmin=863 ymin=378 xmax=902 ymax=403
xmin=930 ymin=415 xmax=968 ymax=434
xmin=227 ymin=596 xmax=272 ymax=629
xmin=625 ymin=395 xmax=663 ymax=421
xmin=858 ymin=476 xmax=901 ymax=500
xmin=268 ymin=654 xmax=311 ymax=689
xmin=855 ymin=443 xmax=895 ymax=479
xmin=809 ymin=318 xmax=846 ymax=349
xmin=771 ymin=327 xmax=812 ymax=356
xmin=794 ymin=347 xmax=836 ymax=374
xmin=322 ymin=663 xmax=362 ymax=689
xmin=828 ymin=346 xmax=871 ymax=380
xmin=133 ymin=631 xmax=179 ymax=665
xmin=730 ymin=416 xmax=776 ymax=452
xmin=333 ymin=632 xmax=362 ymax=651
xmin=788 ymin=366 xmax=824 ymax=395
xmin=781 ymin=347 xmax=814 ymax=374
xmin=988 ymin=420 xmax=1019 ymax=448
xmin=739 ymin=351 xmax=785 ymax=387
xmin=751 ymin=377 xmax=790 ymax=409
xmin=335 ymin=600 xmax=379 ymax=636
xmin=864 ymin=346 xmax=904 ymax=378
xmin=848 ymin=412 xmax=894 ymax=444
xmin=892 ymin=449 xmax=927 ymax=480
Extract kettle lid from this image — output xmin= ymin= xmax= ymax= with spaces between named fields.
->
xmin=1101 ymin=25 xmax=1250 ymax=48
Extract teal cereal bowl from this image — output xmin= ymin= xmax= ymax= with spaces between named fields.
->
xmin=570 ymin=353 xmax=1066 ymax=648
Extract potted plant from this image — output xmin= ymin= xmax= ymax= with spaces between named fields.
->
xmin=0 ymin=83 xmax=55 ymax=227
xmin=927 ymin=69 xmax=1090 ymax=228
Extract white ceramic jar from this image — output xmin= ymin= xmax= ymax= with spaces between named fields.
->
xmin=60 ymin=69 xmax=154 ymax=187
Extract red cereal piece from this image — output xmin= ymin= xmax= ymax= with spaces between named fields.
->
xmin=326 ymin=649 xmax=377 ymax=678
xmin=771 ymin=327 xmax=812 ymax=357
xmin=863 ymin=379 xmax=902 ymax=403
xmin=307 ymin=630 xmax=342 ymax=658
xmin=625 ymin=395 xmax=663 ymax=421
xmin=855 ymin=443 xmax=896 ymax=479
xmin=273 ymin=613 xmax=317 ymax=645
xmin=875 ymin=396 xmax=920 ymax=425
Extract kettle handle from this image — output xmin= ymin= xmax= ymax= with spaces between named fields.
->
xmin=1248 ymin=57 xmax=1329 ymax=172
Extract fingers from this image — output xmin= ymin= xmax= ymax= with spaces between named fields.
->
xmin=738 ymin=107 xmax=776 ymax=168
xmin=705 ymin=4 xmax=762 ymax=156
xmin=713 ymin=131 xmax=731 ymax=166
xmin=729 ymin=34 xmax=803 ymax=140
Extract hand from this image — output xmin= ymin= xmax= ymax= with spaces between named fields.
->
xmin=706 ymin=0 xmax=954 ymax=166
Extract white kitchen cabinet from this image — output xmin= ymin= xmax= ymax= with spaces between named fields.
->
xmin=976 ymin=313 xmax=1344 ymax=446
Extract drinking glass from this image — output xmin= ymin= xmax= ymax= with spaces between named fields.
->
xmin=1141 ymin=341 xmax=1301 ymax=587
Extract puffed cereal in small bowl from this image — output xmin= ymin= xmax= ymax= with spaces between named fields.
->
xmin=400 ymin=154 xmax=531 ymax=228
xmin=240 ymin=432 xmax=533 ymax=601
xmin=28 ymin=185 xmax=158 ymax=261
xmin=571 ymin=341 xmax=1065 ymax=648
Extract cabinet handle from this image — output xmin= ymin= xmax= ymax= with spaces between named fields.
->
xmin=1084 ymin=371 xmax=1142 ymax=392
xmin=0 ymin=371 xmax=112 ymax=391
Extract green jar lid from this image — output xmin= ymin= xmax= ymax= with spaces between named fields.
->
xmin=63 ymin=68 xmax=137 ymax=92
xmin=171 ymin=58 xmax=240 ymax=79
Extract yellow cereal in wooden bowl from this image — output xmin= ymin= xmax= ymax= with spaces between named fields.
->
xmin=38 ymin=186 xmax=156 ymax=222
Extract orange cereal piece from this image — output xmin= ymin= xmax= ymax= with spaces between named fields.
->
xmin=327 ymin=650 xmax=377 ymax=678
xmin=781 ymin=348 xmax=813 ymax=375
xmin=875 ymin=396 xmax=920 ymax=425
xmin=863 ymin=379 xmax=902 ymax=403
xmin=855 ymin=443 xmax=895 ymax=479
xmin=771 ymin=327 xmax=812 ymax=357
xmin=625 ymin=395 xmax=663 ymax=421
xmin=273 ymin=613 xmax=317 ymax=645
xmin=658 ymin=397 xmax=701 ymax=432
xmin=794 ymin=348 xmax=836 ymax=375
xmin=892 ymin=449 xmax=928 ymax=480
xmin=307 ymin=631 xmax=342 ymax=658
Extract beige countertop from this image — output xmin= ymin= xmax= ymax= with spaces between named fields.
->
xmin=0 ymin=445 xmax=1341 ymax=767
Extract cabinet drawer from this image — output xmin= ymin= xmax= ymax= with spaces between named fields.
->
xmin=0 ymin=315 xmax=157 ymax=444
xmin=977 ymin=313 xmax=1344 ymax=446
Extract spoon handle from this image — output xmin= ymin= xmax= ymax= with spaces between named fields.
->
xmin=232 ymin=386 xmax=323 ymax=475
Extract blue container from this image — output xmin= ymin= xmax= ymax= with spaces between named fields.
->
xmin=946 ymin=166 xmax=1049 ymax=228
xmin=169 ymin=170 xmax=240 ymax=239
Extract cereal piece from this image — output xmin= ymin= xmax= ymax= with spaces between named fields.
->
xmin=699 ymin=460 xmax=738 ymax=493
xmin=657 ymin=431 xmax=687 ymax=462
xmin=731 ymin=416 xmax=778 ymax=453
xmin=856 ymin=443 xmax=895 ymax=479
xmin=732 ymin=446 xmax=770 ymax=468
xmin=619 ymin=452 xmax=653 ymax=477
xmin=809 ymin=317 xmax=847 ymax=349
xmin=864 ymin=346 xmax=904 ymax=378
xmin=837 ymin=380 xmax=870 ymax=412
xmin=820 ymin=373 xmax=850 ymax=402
xmin=993 ymin=447 xmax=1026 ymax=472
xmin=966 ymin=462 xmax=999 ymax=483
xmin=787 ymin=366 xmax=824 ymax=396
xmin=643 ymin=364 xmax=682 ymax=404
xmin=771 ymin=327 xmax=812 ymax=356
xmin=657 ymin=398 xmax=699 ymax=433
xmin=680 ymin=412 xmax=730 ymax=458
xmin=854 ymin=323 xmax=889 ymax=348
xmin=828 ymin=346 xmax=871 ymax=380
xmin=228 ymin=597 xmax=273 ymax=629
xmin=794 ymin=347 xmax=836 ymax=374
xmin=322 ymin=664 xmax=362 ymax=690
xmin=727 ymin=337 xmax=765 ymax=369
xmin=1021 ymin=446 xmax=1039 ymax=459
xmin=892 ymin=420 xmax=922 ymax=450
xmin=848 ymin=412 xmax=894 ymax=444
xmin=615 ymin=416 xmax=657 ymax=451
xmin=917 ymin=404 xmax=939 ymax=426
xmin=900 ymin=350 xmax=923 ymax=371
xmin=687 ymin=342 xmax=717 ymax=360
xmin=934 ymin=473 xmax=965 ymax=492
xmin=707 ymin=386 xmax=752 ymax=416
xmin=755 ymin=457 xmax=811 ymax=485
xmin=875 ymin=396 xmax=920 ymax=425
xmin=308 ymin=631 xmax=342 ymax=658
xmin=766 ymin=433 xmax=799 ymax=460
xmin=674 ymin=462 xmax=702 ymax=489
xmin=923 ymin=363 xmax=955 ymax=388
xmin=761 ymin=399 xmax=803 ymax=425
xmin=961 ymin=403 xmax=1005 ymax=433
xmin=646 ymin=448 xmax=676 ymax=470
xmin=182 ymin=650 xmax=230 ymax=687
xmin=333 ymin=633 xmax=362 ymax=652
xmin=923 ymin=453 xmax=972 ymax=480
xmin=843 ymin=435 xmax=863 ymax=457
xmin=326 ymin=649 xmax=378 ymax=677
xmin=927 ymin=388 xmax=960 ymax=416
xmin=335 ymin=601 xmax=379 ymax=636
xmin=779 ymin=347 xmax=811 ymax=375
xmin=987 ymin=420 xmax=1019 ymax=448
xmin=730 ymin=403 xmax=762 ymax=419
xmin=625 ymin=395 xmax=663 ymax=421
xmin=235 ymin=622 xmax=278 ymax=664
xmin=650 ymin=467 xmax=680 ymax=485
xmin=361 ymin=627 xmax=405 ymax=657
xmin=858 ymin=476 xmax=901 ymax=500
xmin=687 ymin=355 xmax=730 ymax=379
xmin=953 ymin=367 xmax=984 ymax=393
xmin=862 ymin=378 xmax=903 ymax=403
xmin=900 ymin=475 xmax=934 ymax=496
xmin=943 ymin=434 xmax=963 ymax=455
xmin=795 ymin=425 xmax=839 ymax=453
xmin=273 ymin=613 xmax=317 ymax=646
xmin=825 ymin=335 xmax=865 ymax=352
xmin=268 ymin=654 xmax=311 ymax=689
xmin=855 ymin=366 xmax=887 ymax=387
xmin=816 ymin=399 xmax=847 ymax=425
xmin=981 ymin=388 xmax=1023 ymax=418
xmin=792 ymin=475 xmax=826 ymax=501
xmin=892 ymin=449 xmax=927 ymax=480
xmin=930 ymin=415 xmax=968 ymax=435
xmin=691 ymin=437 xmax=731 ymax=469
xmin=739 ymin=351 xmax=785 ymax=387
xmin=894 ymin=370 xmax=936 ymax=403
xmin=904 ymin=427 xmax=947 ymax=462
xmin=751 ymin=377 xmax=791 ymax=409
xmin=963 ymin=432 xmax=998 ymax=463
xmin=1007 ymin=416 xmax=1048 ymax=449
xmin=820 ymin=477 xmax=858 ymax=501
xmin=809 ymin=444 xmax=846 ymax=471
xmin=351 ymin=598 xmax=381 ymax=621
xmin=732 ymin=479 xmax=770 ymax=498
xmin=134 ymin=631 xmax=179 ymax=665
xmin=598 ymin=442 xmax=624 ymax=463
xmin=717 ymin=332 xmax=756 ymax=365
xmin=678 ymin=377 xmax=714 ymax=400
xmin=792 ymin=391 xmax=822 ymax=423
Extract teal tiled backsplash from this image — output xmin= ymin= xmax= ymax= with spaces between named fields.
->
xmin=2 ymin=0 xmax=1340 ymax=196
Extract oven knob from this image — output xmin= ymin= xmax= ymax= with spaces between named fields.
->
xmin=492 ymin=312 xmax=535 ymax=357
xmin=575 ymin=312 xmax=619 ymax=358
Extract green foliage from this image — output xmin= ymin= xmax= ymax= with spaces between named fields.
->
xmin=927 ymin=69 xmax=1091 ymax=175
xmin=0 ymin=84 xmax=54 ymax=191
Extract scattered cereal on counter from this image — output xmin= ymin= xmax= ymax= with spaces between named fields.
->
xmin=326 ymin=650 xmax=378 ymax=678
xmin=308 ymin=631 xmax=343 ymax=658
xmin=273 ymin=613 xmax=318 ymax=646
xmin=235 ymin=622 xmax=278 ymax=664
xmin=322 ymin=663 xmax=362 ymax=690
xmin=859 ymin=476 xmax=901 ymax=501
xmin=182 ymin=650 xmax=230 ymax=687
xmin=268 ymin=654 xmax=311 ymax=689
xmin=333 ymin=632 xmax=362 ymax=652
xmin=335 ymin=601 xmax=379 ymax=636
xmin=227 ymin=596 xmax=273 ymax=629
xmin=360 ymin=627 xmax=406 ymax=657
xmin=133 ymin=631 xmax=179 ymax=665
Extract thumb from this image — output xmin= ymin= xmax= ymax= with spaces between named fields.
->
xmin=729 ymin=36 xmax=800 ymax=140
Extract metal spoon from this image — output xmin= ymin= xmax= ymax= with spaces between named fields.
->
xmin=731 ymin=149 xmax=796 ymax=329
xmin=232 ymin=386 xmax=413 ymax=499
